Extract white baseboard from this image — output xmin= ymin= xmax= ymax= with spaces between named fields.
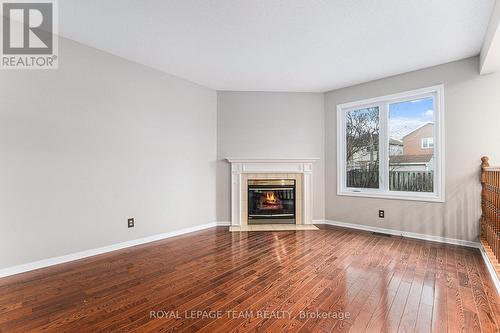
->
xmin=0 ymin=219 xmax=481 ymax=280
xmin=314 ymin=219 xmax=480 ymax=248
xmin=479 ymin=244 xmax=500 ymax=295
xmin=0 ymin=221 xmax=228 ymax=278
xmin=216 ymin=221 xmax=231 ymax=226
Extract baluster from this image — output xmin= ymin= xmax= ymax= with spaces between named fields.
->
xmin=480 ymin=157 xmax=500 ymax=264
xmin=481 ymin=156 xmax=489 ymax=240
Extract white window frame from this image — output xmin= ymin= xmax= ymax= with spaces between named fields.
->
xmin=337 ymin=85 xmax=445 ymax=202
xmin=421 ymin=137 xmax=434 ymax=149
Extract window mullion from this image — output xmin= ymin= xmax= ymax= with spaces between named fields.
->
xmin=379 ymin=103 xmax=389 ymax=192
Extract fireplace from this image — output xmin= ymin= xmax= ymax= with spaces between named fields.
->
xmin=247 ymin=179 xmax=296 ymax=224
xmin=227 ymin=158 xmax=317 ymax=226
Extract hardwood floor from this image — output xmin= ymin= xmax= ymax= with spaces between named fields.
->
xmin=1 ymin=225 xmax=499 ymax=332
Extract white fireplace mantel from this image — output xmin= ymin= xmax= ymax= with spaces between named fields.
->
xmin=226 ymin=158 xmax=319 ymax=226
xmin=226 ymin=158 xmax=320 ymax=164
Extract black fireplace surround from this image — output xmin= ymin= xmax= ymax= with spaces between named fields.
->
xmin=247 ymin=179 xmax=296 ymax=224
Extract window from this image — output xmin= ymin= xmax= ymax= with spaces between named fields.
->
xmin=421 ymin=137 xmax=434 ymax=149
xmin=345 ymin=106 xmax=379 ymax=189
xmin=337 ymin=85 xmax=444 ymax=202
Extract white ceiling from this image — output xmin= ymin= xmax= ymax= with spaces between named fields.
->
xmin=59 ymin=0 xmax=495 ymax=92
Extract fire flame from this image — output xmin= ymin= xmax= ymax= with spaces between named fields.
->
xmin=264 ymin=191 xmax=278 ymax=204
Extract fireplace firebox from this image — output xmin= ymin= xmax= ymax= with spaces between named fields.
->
xmin=248 ymin=179 xmax=296 ymax=224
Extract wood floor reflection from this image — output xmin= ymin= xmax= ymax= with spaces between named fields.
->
xmin=0 ymin=225 xmax=499 ymax=332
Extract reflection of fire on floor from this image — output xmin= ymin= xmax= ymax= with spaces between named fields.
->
xmin=229 ymin=224 xmax=319 ymax=232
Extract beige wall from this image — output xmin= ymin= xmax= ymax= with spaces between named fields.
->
xmin=216 ymin=91 xmax=325 ymax=222
xmin=0 ymin=38 xmax=217 ymax=269
xmin=2 ymin=45 xmax=498 ymax=271
xmin=325 ymin=57 xmax=500 ymax=242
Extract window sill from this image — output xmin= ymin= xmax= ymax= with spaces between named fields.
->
xmin=337 ymin=190 xmax=444 ymax=203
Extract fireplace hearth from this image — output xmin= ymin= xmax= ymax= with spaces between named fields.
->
xmin=248 ymin=179 xmax=296 ymax=224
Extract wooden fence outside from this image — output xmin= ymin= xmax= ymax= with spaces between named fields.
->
xmin=346 ymin=170 xmax=433 ymax=192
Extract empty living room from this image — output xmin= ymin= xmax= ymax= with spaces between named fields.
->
xmin=2 ymin=1 xmax=500 ymax=332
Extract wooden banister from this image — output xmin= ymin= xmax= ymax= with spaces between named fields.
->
xmin=480 ymin=156 xmax=500 ymax=277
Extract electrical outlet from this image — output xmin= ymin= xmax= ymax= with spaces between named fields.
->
xmin=128 ymin=218 xmax=135 ymax=228
xmin=378 ymin=210 xmax=385 ymax=218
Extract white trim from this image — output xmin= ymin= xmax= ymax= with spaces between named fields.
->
xmin=479 ymin=244 xmax=500 ymax=295
xmin=225 ymin=158 xmax=320 ymax=163
xmin=334 ymin=191 xmax=445 ymax=203
xmin=216 ymin=221 xmax=231 ymax=226
xmin=315 ymin=219 xmax=479 ymax=248
xmin=336 ymin=85 xmax=444 ymax=109
xmin=336 ymin=84 xmax=445 ymax=202
xmin=0 ymin=222 xmax=228 ymax=278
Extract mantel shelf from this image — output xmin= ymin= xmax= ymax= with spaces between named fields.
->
xmin=226 ymin=157 xmax=319 ymax=163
